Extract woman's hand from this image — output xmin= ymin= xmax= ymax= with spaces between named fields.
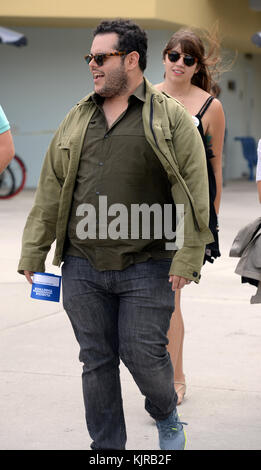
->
xmin=169 ymin=275 xmax=191 ymax=291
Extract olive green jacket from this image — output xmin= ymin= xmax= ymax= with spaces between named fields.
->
xmin=18 ymin=78 xmax=213 ymax=281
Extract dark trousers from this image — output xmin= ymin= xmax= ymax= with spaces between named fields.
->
xmin=62 ymin=255 xmax=177 ymax=449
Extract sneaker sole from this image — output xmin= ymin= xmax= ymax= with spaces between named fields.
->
xmin=184 ymin=430 xmax=187 ymax=450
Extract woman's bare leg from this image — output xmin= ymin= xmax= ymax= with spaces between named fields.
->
xmin=167 ymin=289 xmax=186 ymax=404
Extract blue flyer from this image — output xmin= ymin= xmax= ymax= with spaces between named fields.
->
xmin=31 ymin=272 xmax=62 ymax=302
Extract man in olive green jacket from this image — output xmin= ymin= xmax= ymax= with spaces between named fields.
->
xmin=19 ymin=20 xmax=212 ymax=450
xmin=18 ymin=83 xmax=211 ymax=283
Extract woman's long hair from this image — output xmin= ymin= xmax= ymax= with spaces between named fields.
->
xmin=162 ymin=25 xmax=224 ymax=93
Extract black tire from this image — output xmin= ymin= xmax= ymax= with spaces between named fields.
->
xmin=0 ymin=155 xmax=27 ymax=199
xmin=0 ymin=166 xmax=16 ymax=199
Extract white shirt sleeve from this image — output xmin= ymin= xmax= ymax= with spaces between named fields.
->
xmin=256 ymin=139 xmax=261 ymax=182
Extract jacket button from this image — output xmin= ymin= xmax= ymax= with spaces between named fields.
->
xmin=193 ymin=271 xmax=198 ymax=277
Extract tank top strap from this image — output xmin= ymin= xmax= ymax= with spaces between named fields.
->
xmin=197 ymin=96 xmax=215 ymax=118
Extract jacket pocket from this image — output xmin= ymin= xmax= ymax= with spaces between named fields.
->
xmin=161 ymin=125 xmax=172 ymax=141
xmin=162 ymin=126 xmax=180 ymax=170
xmin=57 ymin=136 xmax=71 ymax=182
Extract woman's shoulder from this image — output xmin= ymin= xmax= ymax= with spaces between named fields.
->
xmin=194 ymin=85 xmax=223 ymax=110
xmin=206 ymin=96 xmax=224 ymax=119
xmin=194 ymin=86 xmax=223 ymax=115
xmin=204 ymin=96 xmax=225 ymax=133
xmin=209 ymin=97 xmax=224 ymax=111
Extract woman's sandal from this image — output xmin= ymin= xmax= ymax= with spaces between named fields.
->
xmin=174 ymin=382 xmax=186 ymax=405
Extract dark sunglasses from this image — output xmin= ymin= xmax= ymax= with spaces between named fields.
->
xmin=167 ymin=51 xmax=197 ymax=67
xmin=84 ymin=51 xmax=126 ymax=67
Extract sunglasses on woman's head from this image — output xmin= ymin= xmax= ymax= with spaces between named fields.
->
xmin=84 ymin=51 xmax=127 ymax=67
xmin=167 ymin=51 xmax=197 ymax=67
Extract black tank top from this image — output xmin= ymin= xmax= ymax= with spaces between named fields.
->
xmin=194 ymin=96 xmax=221 ymax=263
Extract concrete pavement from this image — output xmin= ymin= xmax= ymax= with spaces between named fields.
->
xmin=0 ymin=180 xmax=261 ymax=450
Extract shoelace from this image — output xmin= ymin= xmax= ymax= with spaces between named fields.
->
xmin=159 ymin=419 xmax=188 ymax=437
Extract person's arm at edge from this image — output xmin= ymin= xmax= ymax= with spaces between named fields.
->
xmin=0 ymin=130 xmax=15 ymax=174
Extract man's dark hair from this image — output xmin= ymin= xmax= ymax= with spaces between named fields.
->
xmin=93 ymin=19 xmax=147 ymax=71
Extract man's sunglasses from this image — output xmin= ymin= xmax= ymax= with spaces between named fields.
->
xmin=167 ymin=51 xmax=197 ymax=67
xmin=84 ymin=51 xmax=127 ymax=67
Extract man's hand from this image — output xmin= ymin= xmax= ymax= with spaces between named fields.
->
xmin=24 ymin=270 xmax=34 ymax=285
xmin=169 ymin=275 xmax=191 ymax=291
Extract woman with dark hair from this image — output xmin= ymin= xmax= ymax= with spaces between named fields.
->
xmin=155 ymin=28 xmax=225 ymax=405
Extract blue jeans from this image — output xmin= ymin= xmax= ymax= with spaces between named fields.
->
xmin=62 ymin=255 xmax=177 ymax=449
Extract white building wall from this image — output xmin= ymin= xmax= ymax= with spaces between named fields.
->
xmin=1 ymin=26 xmax=261 ymax=187
xmin=219 ymin=53 xmax=261 ymax=181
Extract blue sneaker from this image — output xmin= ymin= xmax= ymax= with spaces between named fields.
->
xmin=156 ymin=409 xmax=187 ymax=450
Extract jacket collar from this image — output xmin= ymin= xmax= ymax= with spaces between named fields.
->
xmin=77 ymin=76 xmax=164 ymax=106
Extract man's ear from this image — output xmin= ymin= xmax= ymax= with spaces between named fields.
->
xmin=125 ymin=51 xmax=140 ymax=70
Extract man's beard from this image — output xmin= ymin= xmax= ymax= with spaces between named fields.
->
xmin=97 ymin=64 xmax=128 ymax=98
